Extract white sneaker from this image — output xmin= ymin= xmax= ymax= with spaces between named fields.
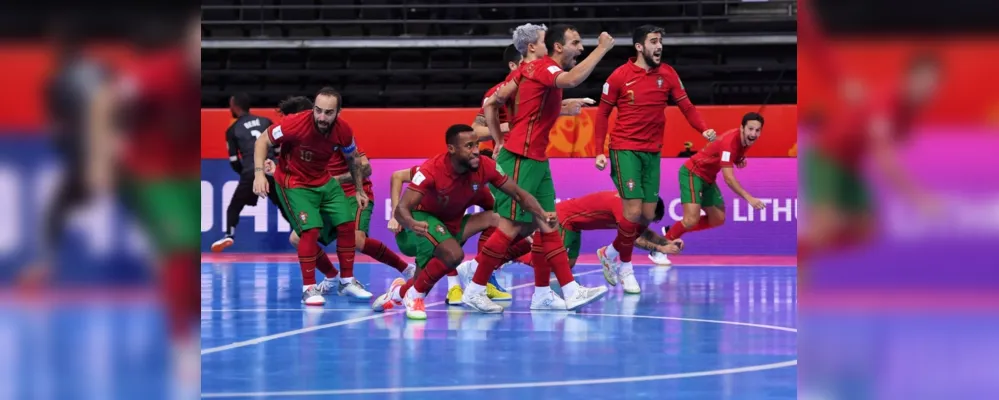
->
xmin=316 ymin=276 xmax=339 ymax=295
xmin=596 ymin=246 xmax=620 ymax=286
xmin=402 ymin=287 xmax=428 ymax=320
xmin=619 ymin=269 xmax=641 ymax=294
xmin=461 ymin=289 xmax=503 ymax=314
xmin=455 ymin=259 xmax=477 ymax=289
xmin=371 ymin=278 xmax=404 ymax=312
xmin=210 ymin=236 xmax=234 ymax=252
xmin=339 ymin=279 xmax=373 ymax=300
xmin=530 ymin=290 xmax=568 ymax=311
xmin=564 ymin=285 xmax=608 ymax=311
xmin=402 ymin=263 xmax=417 ymax=280
xmin=648 ymin=251 xmax=672 ymax=265
xmin=301 ymin=285 xmax=325 ymax=306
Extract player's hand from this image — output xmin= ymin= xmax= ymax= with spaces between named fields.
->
xmin=661 ymin=239 xmax=684 ymax=254
xmin=410 ymin=220 xmax=429 ymax=235
xmin=493 ymin=143 xmax=503 ymax=159
xmin=544 ymin=212 xmax=558 ymax=228
xmin=747 ymin=196 xmax=766 ymax=210
xmin=253 ymin=173 xmax=269 ymax=197
xmin=597 ymin=32 xmax=615 ymax=49
xmin=702 ymin=129 xmax=717 ymax=142
xmin=263 ymin=159 xmax=276 ymax=175
xmin=387 ymin=218 xmax=402 ymax=234
xmin=356 ymin=192 xmax=370 ymax=210
xmin=594 ymin=154 xmax=608 ymax=170
xmin=736 ymin=159 xmax=747 ymax=169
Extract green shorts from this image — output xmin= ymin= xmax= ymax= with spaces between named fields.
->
xmin=274 ymin=178 xmax=353 ymax=242
xmin=804 ymin=149 xmax=871 ymax=213
xmin=493 ymin=150 xmax=556 ymax=223
xmin=120 ymin=177 xmax=200 ymax=253
xmin=395 ymin=211 xmax=472 ymax=268
xmin=678 ymin=165 xmax=725 ymax=208
xmin=316 ymin=193 xmax=374 ymax=246
xmin=610 ymin=149 xmax=661 ymax=203
xmin=560 ymin=227 xmax=581 ymax=260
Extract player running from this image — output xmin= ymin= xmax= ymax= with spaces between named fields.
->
xmin=662 ymin=112 xmax=767 ymax=243
xmin=211 ymin=93 xmax=291 ymax=252
xmin=371 ymin=124 xmax=547 ymax=319
xmin=478 ymin=24 xmax=614 ymax=311
xmin=592 ymin=24 xmax=717 ymax=281
xmin=253 ymin=87 xmax=369 ymax=306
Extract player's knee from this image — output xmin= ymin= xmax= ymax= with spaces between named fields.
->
xmin=708 ymin=210 xmax=726 ymax=226
xmin=439 ymin=248 xmax=465 ymax=267
xmin=354 ymin=231 xmax=367 ymax=248
xmin=681 ymin=215 xmax=700 ymax=228
xmin=289 ymin=232 xmax=300 ymax=248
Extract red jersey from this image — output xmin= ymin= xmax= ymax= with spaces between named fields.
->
xmin=268 ymin=111 xmax=357 ymax=188
xmin=406 ymin=154 xmax=508 ymax=233
xmin=477 ymin=70 xmax=521 ymax=152
xmin=556 ymin=191 xmax=623 ymax=231
xmin=818 ymin=90 xmax=914 ymax=170
xmin=684 ymin=129 xmax=748 ymax=184
xmin=328 ymin=147 xmax=374 ymax=198
xmin=409 ymin=165 xmax=494 ymax=210
xmin=118 ymin=50 xmax=200 ymax=177
xmin=506 ymin=56 xmax=565 ymax=161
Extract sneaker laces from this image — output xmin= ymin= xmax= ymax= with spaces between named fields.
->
xmin=412 ymin=298 xmax=425 ymax=312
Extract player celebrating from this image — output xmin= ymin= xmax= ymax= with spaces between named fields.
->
xmin=592 ymin=24 xmax=716 ymax=282
xmin=478 ymin=24 xmax=613 ymax=311
xmin=371 ymin=124 xmax=547 ymax=319
xmin=662 ymin=112 xmax=767 ymax=243
xmin=253 ymin=87 xmax=369 ymax=306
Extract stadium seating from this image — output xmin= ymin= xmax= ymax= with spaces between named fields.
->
xmin=200 ymin=1 xmax=796 ymax=108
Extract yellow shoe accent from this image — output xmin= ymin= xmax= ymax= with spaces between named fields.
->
xmin=446 ymin=285 xmax=464 ymax=306
xmin=486 ymin=283 xmax=512 ymax=301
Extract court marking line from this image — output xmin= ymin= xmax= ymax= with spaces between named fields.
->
xmin=200 ymin=312 xmax=797 ymax=397
xmin=201 ymin=308 xmax=367 ymax=312
xmin=200 ymin=268 xmax=605 ymax=355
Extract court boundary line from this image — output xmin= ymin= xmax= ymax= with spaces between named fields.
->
xmin=200 ymin=313 xmax=797 ymax=397
xmin=200 ymin=268 xmax=605 ymax=355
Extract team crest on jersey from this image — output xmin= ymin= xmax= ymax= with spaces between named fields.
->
xmin=436 ymin=225 xmax=446 ymax=234
xmin=626 ymin=179 xmax=635 ymax=191
xmin=472 ymin=183 xmax=480 ymax=191
xmin=656 ymin=76 xmax=664 ymax=89
xmin=299 ymin=211 xmax=308 ymax=223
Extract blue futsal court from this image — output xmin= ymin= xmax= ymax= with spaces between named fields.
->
xmin=200 ymin=260 xmax=797 ymax=399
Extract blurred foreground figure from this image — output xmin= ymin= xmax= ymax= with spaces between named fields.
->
xmin=89 ymin=12 xmax=201 ymax=400
xmin=798 ymin=1 xmax=943 ymax=275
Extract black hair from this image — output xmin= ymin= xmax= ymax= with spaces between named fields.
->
xmin=277 ymin=96 xmax=313 ymax=116
xmin=545 ymin=24 xmax=577 ymax=56
xmin=632 ymin=24 xmax=665 ymax=47
xmin=654 ymin=197 xmax=666 ymax=222
xmin=231 ymin=93 xmax=251 ymax=113
xmin=503 ymin=44 xmax=523 ymax=65
xmin=315 ymin=86 xmax=343 ymax=112
xmin=446 ymin=124 xmax=475 ymax=145
xmin=741 ymin=112 xmax=764 ymax=127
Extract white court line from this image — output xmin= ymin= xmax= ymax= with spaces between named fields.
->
xmin=200 ymin=313 xmax=797 ymax=397
xmin=200 ymin=268 xmax=605 ymax=355
xmin=201 ymin=308 xmax=366 ymax=312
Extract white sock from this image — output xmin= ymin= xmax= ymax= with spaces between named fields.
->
xmin=533 ymin=286 xmax=553 ymax=298
xmin=562 ymin=281 xmax=580 ymax=299
xmin=619 ymin=261 xmax=634 ymax=275
xmin=302 ymin=285 xmax=312 ymax=292
xmin=466 ymin=282 xmax=486 ymax=296
xmin=604 ymin=244 xmax=620 ymax=259
xmin=447 ymin=275 xmax=460 ymax=289
xmin=340 ymin=276 xmax=354 ymax=284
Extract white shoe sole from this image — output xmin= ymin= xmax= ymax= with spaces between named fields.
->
xmin=566 ymin=287 xmax=608 ymax=311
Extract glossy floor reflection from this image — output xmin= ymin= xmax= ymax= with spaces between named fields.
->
xmin=201 ymin=262 xmax=797 ymax=399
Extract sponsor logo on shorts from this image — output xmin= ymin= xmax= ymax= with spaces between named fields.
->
xmin=436 ymin=225 xmax=446 ymax=234
xmin=472 ymin=183 xmax=479 ymax=191
xmin=627 ymin=179 xmax=635 ymax=192
xmin=299 ymin=211 xmax=308 ymax=223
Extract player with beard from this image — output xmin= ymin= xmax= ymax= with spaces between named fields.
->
xmin=477 ymin=25 xmax=613 ymax=312
xmin=253 ymin=87 xmax=370 ymax=305
xmin=662 ymin=112 xmax=767 ymax=244
xmin=592 ymin=25 xmax=717 ymax=291
xmin=371 ymin=124 xmax=547 ymax=319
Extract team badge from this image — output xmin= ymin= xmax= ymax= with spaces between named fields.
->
xmin=436 ymin=225 xmax=446 ymax=234
xmin=626 ymin=179 xmax=635 ymax=191
xmin=299 ymin=211 xmax=308 ymax=223
xmin=656 ymin=76 xmax=663 ymax=89
xmin=472 ymin=183 xmax=480 ymax=191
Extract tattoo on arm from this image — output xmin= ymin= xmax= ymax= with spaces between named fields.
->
xmin=472 ymin=114 xmax=487 ymax=127
xmin=334 ymin=173 xmax=352 ymax=184
xmin=349 ymin=158 xmax=365 ymax=188
xmin=634 ymin=235 xmax=658 ymax=252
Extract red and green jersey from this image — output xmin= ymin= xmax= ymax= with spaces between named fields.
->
xmin=684 ymin=128 xmax=748 ymax=184
xmin=409 ymin=165 xmax=494 ymax=210
xmin=817 ymin=90 xmax=914 ymax=170
xmin=556 ymin=191 xmax=624 ymax=231
xmin=594 ymin=58 xmax=707 ymax=154
xmin=328 ymin=146 xmax=374 ymax=198
xmin=406 ymin=154 xmax=508 ymax=232
xmin=269 ymin=111 xmax=357 ymax=188
xmin=505 ymin=56 xmax=565 ymax=161
xmin=477 ymin=69 xmax=521 ymax=125
xmin=117 ymin=49 xmax=200 ymax=177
